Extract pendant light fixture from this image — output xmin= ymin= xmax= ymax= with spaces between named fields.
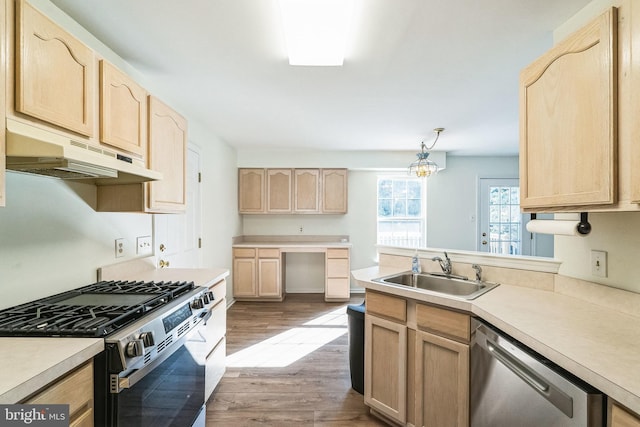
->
xmin=408 ymin=127 xmax=445 ymax=178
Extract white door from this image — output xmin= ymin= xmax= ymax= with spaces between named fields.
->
xmin=154 ymin=144 xmax=202 ymax=267
xmin=478 ymin=178 xmax=532 ymax=256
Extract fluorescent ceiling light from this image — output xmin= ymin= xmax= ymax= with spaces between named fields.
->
xmin=279 ymin=0 xmax=354 ymax=66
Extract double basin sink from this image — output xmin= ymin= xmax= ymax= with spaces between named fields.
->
xmin=373 ymin=271 xmax=499 ymax=300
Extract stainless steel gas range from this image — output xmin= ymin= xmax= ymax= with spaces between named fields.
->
xmin=0 ymin=280 xmax=216 ymax=427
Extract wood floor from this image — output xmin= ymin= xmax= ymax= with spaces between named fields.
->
xmin=206 ymin=294 xmax=387 ymax=426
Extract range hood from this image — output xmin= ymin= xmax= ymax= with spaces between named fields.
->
xmin=5 ymin=118 xmax=162 ymax=184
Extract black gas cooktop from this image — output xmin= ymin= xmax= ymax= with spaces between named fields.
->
xmin=0 ymin=280 xmax=195 ymax=337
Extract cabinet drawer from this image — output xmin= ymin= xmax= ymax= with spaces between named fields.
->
xmin=327 ymin=258 xmax=349 ymax=278
xmin=366 ymin=291 xmax=406 ymax=323
xmin=610 ymin=402 xmax=640 ymax=427
xmin=258 ymin=248 xmax=280 ymax=258
xmin=416 ymin=303 xmax=470 ymax=343
xmin=233 ymin=248 xmax=256 ymax=258
xmin=327 ymin=248 xmax=349 ymax=258
xmin=326 ymin=278 xmax=350 ymax=299
xmin=26 ymin=361 xmax=93 ymax=416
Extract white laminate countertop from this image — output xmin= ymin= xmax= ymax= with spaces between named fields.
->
xmin=352 ymin=266 xmax=640 ymax=415
xmin=0 ymin=338 xmax=103 ymax=403
xmin=233 ymin=241 xmax=352 ymax=250
xmin=0 ymin=267 xmax=229 ymax=404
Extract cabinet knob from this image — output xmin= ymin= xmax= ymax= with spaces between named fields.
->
xmin=159 ymin=244 xmax=166 ymax=252
xmin=159 ymin=259 xmax=170 ymax=268
xmin=482 ymin=240 xmax=488 ymax=245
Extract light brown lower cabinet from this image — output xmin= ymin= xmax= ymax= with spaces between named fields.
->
xmin=232 ymin=247 xmax=284 ymax=301
xmin=610 ymin=402 xmax=640 ymax=427
xmin=24 ymin=360 xmax=94 ymax=427
xmin=364 ymin=290 xmax=470 ymax=427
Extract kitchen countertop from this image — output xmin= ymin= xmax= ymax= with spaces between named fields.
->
xmin=0 ymin=338 xmax=103 ymax=403
xmin=232 ymin=234 xmax=351 ymax=250
xmin=0 ymin=265 xmax=229 ymax=404
xmin=352 ymin=266 xmax=640 ymax=415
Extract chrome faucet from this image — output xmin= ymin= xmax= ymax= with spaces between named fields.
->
xmin=432 ymin=251 xmax=452 ymax=275
xmin=472 ymin=264 xmax=482 ymax=282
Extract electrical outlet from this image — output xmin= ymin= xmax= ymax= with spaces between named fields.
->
xmin=299 ymin=226 xmax=303 ymax=233
xmin=115 ymin=238 xmax=125 ymax=258
xmin=591 ymin=250 xmax=607 ymax=278
xmin=136 ymin=236 xmax=152 ymax=256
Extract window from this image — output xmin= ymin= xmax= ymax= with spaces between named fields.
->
xmin=377 ymin=176 xmax=425 ymax=248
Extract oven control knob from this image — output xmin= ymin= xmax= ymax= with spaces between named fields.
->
xmin=126 ymin=340 xmax=145 ymax=358
xmin=206 ymin=291 xmax=215 ymax=303
xmin=191 ymin=297 xmax=205 ymax=310
xmin=202 ymin=293 xmax=210 ymax=304
xmin=139 ymin=332 xmax=155 ymax=347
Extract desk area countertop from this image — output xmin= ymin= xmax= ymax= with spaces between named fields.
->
xmin=232 ymin=235 xmax=352 ymax=251
xmin=352 ymin=265 xmax=640 ymax=417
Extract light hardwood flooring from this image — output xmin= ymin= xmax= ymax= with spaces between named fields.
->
xmin=206 ymin=294 xmax=387 ymax=426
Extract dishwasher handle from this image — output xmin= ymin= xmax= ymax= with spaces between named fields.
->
xmin=475 ymin=326 xmax=574 ymax=419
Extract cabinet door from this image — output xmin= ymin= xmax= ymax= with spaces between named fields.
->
xmin=16 ymin=0 xmax=95 ymax=136
xmin=148 ymin=96 xmax=187 ymax=212
xmin=611 ymin=402 xmax=640 ymax=427
xmin=520 ymin=8 xmax=616 ymax=209
xmin=294 ymin=169 xmax=320 ymax=213
xmin=100 ymin=60 xmax=147 ymax=156
xmin=233 ymin=256 xmax=257 ymax=297
xmin=415 ymin=330 xmax=469 ymax=427
xmin=238 ymin=169 xmax=265 ymax=213
xmin=258 ymin=257 xmax=281 ymax=297
xmin=267 ymin=169 xmax=292 ymax=213
xmin=322 ymin=169 xmax=348 ymax=213
xmin=365 ymin=314 xmax=407 ymax=424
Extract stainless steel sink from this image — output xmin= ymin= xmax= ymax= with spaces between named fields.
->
xmin=372 ymin=271 xmax=499 ymax=300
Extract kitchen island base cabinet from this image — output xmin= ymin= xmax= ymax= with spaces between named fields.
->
xmin=610 ymin=402 xmax=640 ymax=427
xmin=364 ymin=290 xmax=470 ymax=427
xmin=24 ymin=360 xmax=94 ymax=427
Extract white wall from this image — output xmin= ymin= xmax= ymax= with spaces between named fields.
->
xmin=0 ymin=1 xmax=241 ymax=308
xmin=426 ymin=156 xmax=519 ymax=250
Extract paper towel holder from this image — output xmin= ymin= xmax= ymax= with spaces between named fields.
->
xmin=530 ymin=212 xmax=591 ymax=235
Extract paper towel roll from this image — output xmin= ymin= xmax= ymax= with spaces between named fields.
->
xmin=526 ymin=219 xmax=583 ymax=236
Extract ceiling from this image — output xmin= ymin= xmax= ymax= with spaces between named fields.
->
xmin=51 ymin=0 xmax=592 ymax=156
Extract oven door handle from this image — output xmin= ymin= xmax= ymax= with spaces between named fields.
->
xmin=111 ymin=332 xmax=192 ymax=393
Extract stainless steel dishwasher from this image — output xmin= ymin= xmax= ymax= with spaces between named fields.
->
xmin=470 ymin=318 xmax=605 ymax=427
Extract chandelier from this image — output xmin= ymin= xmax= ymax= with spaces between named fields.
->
xmin=407 ymin=128 xmax=444 ymax=178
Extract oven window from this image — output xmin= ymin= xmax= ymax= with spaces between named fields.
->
xmin=114 ymin=345 xmax=204 ymax=426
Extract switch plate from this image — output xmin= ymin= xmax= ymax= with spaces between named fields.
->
xmin=136 ymin=236 xmax=152 ymax=256
xmin=591 ymin=250 xmax=607 ymax=278
xmin=115 ymin=238 xmax=125 ymax=258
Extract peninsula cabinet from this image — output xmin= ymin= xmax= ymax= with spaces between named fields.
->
xmin=610 ymin=402 xmax=640 ymax=427
xmin=232 ymin=248 xmax=284 ymax=301
xmin=364 ymin=290 xmax=470 ymax=427
xmin=238 ymin=168 xmax=348 ymax=214
xmin=519 ymin=7 xmax=617 ymax=211
xmin=15 ymin=0 xmax=95 ymax=137
xmin=99 ymin=60 xmax=147 ymax=157
xmin=24 ymin=360 xmax=94 ymax=427
xmin=365 ymin=291 xmax=408 ymax=425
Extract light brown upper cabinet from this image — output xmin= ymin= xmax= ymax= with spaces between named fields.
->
xmin=238 ymin=169 xmax=266 ymax=213
xmin=147 ymin=96 xmax=187 ymax=212
xmin=15 ymin=0 xmax=95 ymax=137
xmin=99 ymin=60 xmax=147 ymax=157
xmin=238 ymin=168 xmax=348 ymax=215
xmin=267 ymin=169 xmax=292 ymax=213
xmin=322 ymin=169 xmax=348 ymax=213
xmin=294 ymin=169 xmax=320 ymax=213
xmin=519 ymin=8 xmax=617 ymax=211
